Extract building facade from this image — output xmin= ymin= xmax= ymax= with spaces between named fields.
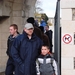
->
xmin=61 ymin=0 xmax=75 ymax=75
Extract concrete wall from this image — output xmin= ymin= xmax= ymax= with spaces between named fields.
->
xmin=0 ymin=0 xmax=36 ymax=72
xmin=61 ymin=0 xmax=75 ymax=75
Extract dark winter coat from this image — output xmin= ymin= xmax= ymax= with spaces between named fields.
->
xmin=6 ymin=34 xmax=19 ymax=57
xmin=45 ymin=30 xmax=53 ymax=47
xmin=11 ymin=31 xmax=43 ymax=75
xmin=38 ymin=26 xmax=50 ymax=47
xmin=41 ymin=33 xmax=50 ymax=47
xmin=45 ymin=30 xmax=53 ymax=53
xmin=34 ymin=26 xmax=42 ymax=39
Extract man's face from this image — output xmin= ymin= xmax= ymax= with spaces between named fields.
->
xmin=45 ymin=26 xmax=49 ymax=31
xmin=41 ymin=46 xmax=49 ymax=55
xmin=24 ymin=28 xmax=34 ymax=36
xmin=9 ymin=26 xmax=16 ymax=35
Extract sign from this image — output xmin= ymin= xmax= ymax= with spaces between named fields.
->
xmin=63 ymin=34 xmax=72 ymax=44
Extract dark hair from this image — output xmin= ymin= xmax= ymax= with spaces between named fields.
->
xmin=42 ymin=18 xmax=44 ymax=20
xmin=10 ymin=24 xmax=18 ymax=33
xmin=27 ymin=17 xmax=35 ymax=24
xmin=41 ymin=44 xmax=50 ymax=50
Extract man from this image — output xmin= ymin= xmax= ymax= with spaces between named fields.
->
xmin=5 ymin=24 xmax=19 ymax=75
xmin=27 ymin=17 xmax=42 ymax=39
xmin=45 ymin=25 xmax=53 ymax=53
xmin=11 ymin=23 xmax=43 ymax=75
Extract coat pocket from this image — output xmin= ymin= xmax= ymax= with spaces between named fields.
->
xmin=19 ymin=64 xmax=24 ymax=74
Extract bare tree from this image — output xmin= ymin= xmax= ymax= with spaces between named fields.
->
xmin=35 ymin=0 xmax=43 ymax=13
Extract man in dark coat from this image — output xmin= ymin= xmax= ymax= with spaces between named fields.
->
xmin=5 ymin=24 xmax=19 ymax=75
xmin=45 ymin=25 xmax=53 ymax=53
xmin=11 ymin=23 xmax=43 ymax=75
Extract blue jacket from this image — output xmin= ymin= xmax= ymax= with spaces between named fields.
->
xmin=40 ymin=20 xmax=46 ymax=27
xmin=11 ymin=31 xmax=43 ymax=75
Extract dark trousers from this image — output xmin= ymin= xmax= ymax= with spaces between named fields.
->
xmin=5 ymin=57 xmax=15 ymax=75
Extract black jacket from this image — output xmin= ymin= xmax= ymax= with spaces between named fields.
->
xmin=45 ymin=30 xmax=53 ymax=47
xmin=6 ymin=34 xmax=19 ymax=57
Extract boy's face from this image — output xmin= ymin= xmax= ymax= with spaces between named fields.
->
xmin=41 ymin=46 xmax=49 ymax=55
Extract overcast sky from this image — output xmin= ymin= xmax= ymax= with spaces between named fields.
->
xmin=38 ymin=0 xmax=57 ymax=17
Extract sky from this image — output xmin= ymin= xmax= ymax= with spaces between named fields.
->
xmin=38 ymin=0 xmax=57 ymax=17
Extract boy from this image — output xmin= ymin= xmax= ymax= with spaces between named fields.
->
xmin=36 ymin=45 xmax=58 ymax=75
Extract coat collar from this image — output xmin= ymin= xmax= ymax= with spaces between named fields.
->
xmin=22 ymin=30 xmax=37 ymax=41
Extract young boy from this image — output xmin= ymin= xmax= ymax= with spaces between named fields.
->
xmin=36 ymin=45 xmax=58 ymax=75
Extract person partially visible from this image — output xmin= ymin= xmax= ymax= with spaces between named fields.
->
xmin=11 ymin=23 xmax=43 ymax=75
xmin=45 ymin=25 xmax=53 ymax=53
xmin=36 ymin=45 xmax=58 ymax=75
xmin=34 ymin=19 xmax=39 ymax=27
xmin=40 ymin=18 xmax=46 ymax=30
xmin=5 ymin=24 xmax=19 ymax=75
xmin=39 ymin=26 xmax=50 ymax=47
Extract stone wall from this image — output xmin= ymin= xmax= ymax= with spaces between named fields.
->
xmin=61 ymin=0 xmax=75 ymax=75
xmin=0 ymin=0 xmax=36 ymax=72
